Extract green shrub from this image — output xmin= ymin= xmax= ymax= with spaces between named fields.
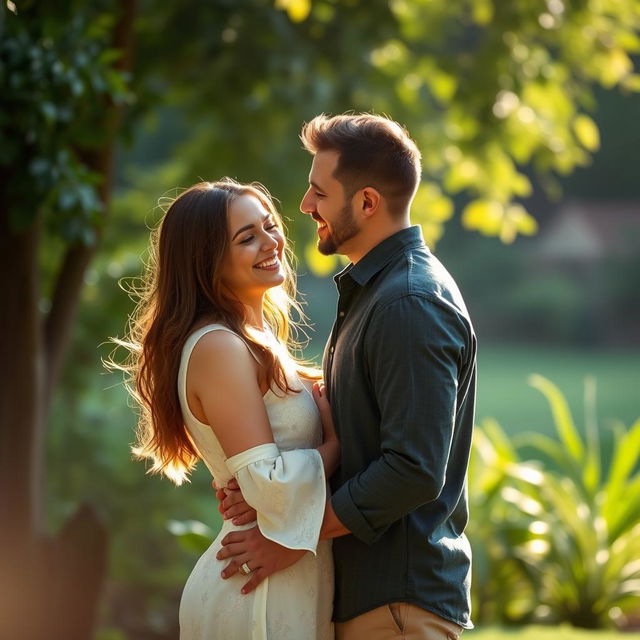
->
xmin=469 ymin=417 xmax=538 ymax=625
xmin=469 ymin=375 xmax=640 ymax=629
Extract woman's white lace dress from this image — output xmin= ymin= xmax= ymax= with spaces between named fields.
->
xmin=177 ymin=324 xmax=334 ymax=640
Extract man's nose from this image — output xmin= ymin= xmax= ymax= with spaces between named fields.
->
xmin=299 ymin=192 xmax=314 ymax=214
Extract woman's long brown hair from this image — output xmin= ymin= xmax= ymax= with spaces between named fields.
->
xmin=113 ymin=179 xmax=314 ymax=484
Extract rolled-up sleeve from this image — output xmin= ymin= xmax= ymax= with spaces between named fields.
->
xmin=331 ymin=294 xmax=467 ymax=544
xmin=226 ymin=443 xmax=326 ymax=553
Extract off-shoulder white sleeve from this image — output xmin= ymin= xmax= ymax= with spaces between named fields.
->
xmin=225 ymin=443 xmax=326 ymax=554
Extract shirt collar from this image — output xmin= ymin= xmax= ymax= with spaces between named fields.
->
xmin=335 ymin=225 xmax=426 ymax=287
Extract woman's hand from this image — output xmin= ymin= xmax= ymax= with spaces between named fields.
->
xmin=312 ymin=381 xmax=336 ymax=443
xmin=313 ymin=381 xmax=340 ymax=477
xmin=217 ymin=526 xmax=307 ymax=594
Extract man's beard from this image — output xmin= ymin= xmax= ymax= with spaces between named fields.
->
xmin=317 ymin=202 xmax=359 ymax=256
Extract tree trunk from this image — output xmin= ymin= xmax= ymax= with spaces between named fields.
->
xmin=0 ymin=1 xmax=136 ymax=636
xmin=47 ymin=505 xmax=110 ymax=640
xmin=0 ymin=213 xmax=110 ymax=640
xmin=0 ymin=210 xmax=45 ymax=638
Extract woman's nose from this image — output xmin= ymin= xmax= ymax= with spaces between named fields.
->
xmin=262 ymin=232 xmax=278 ymax=250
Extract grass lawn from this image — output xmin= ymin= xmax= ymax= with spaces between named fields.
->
xmin=468 ymin=627 xmax=640 ymax=639
xmin=475 ymin=343 xmax=640 ymax=435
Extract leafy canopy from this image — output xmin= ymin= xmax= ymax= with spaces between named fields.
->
xmin=4 ymin=0 xmax=640 ymax=260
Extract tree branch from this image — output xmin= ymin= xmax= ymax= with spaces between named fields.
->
xmin=43 ymin=0 xmax=137 ymax=416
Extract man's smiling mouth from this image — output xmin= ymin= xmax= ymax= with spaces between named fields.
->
xmin=312 ymin=213 xmax=327 ymax=229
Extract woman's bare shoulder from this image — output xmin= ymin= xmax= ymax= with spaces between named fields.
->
xmin=189 ymin=329 xmax=256 ymax=380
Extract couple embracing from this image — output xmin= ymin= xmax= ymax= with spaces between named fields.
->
xmin=123 ymin=113 xmax=476 ymax=640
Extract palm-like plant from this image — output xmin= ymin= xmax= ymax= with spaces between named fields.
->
xmin=468 ymin=418 xmax=539 ymax=624
xmin=498 ymin=375 xmax=640 ymax=628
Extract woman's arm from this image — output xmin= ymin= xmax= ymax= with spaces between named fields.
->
xmin=190 ymin=331 xmax=340 ymax=476
xmin=188 ymin=330 xmax=274 ymax=456
xmin=217 ymin=378 xmax=340 ymax=525
xmin=192 ymin=330 xmax=329 ymax=560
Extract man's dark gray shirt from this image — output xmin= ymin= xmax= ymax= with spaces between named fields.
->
xmin=324 ymin=225 xmax=476 ymax=628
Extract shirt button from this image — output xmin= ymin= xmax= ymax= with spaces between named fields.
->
xmin=338 ymin=311 xmax=345 ymax=317
xmin=330 ymin=346 xmax=334 ymax=354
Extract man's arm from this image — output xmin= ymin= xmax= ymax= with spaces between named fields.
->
xmin=330 ymin=294 xmax=470 ymax=545
xmin=215 ymin=478 xmax=257 ymax=525
xmin=319 ymin=500 xmax=350 ymax=539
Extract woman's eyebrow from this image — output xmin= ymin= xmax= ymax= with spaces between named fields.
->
xmin=231 ymin=213 xmax=271 ymax=240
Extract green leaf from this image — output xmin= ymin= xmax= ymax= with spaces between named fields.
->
xmin=605 ymin=470 xmax=640 ymax=540
xmin=481 ymin=418 xmax=519 ymax=463
xmin=528 ymin=374 xmax=584 ymax=464
xmin=573 ymin=115 xmax=600 ymax=152
xmin=605 ymin=418 xmax=640 ymax=502
xmin=40 ymin=101 xmax=57 ymax=124
xmin=500 ymin=204 xmax=538 ymax=244
xmin=167 ymin=519 xmax=213 ymax=554
xmin=515 ymin=432 xmax=569 ymax=469
xmin=275 ymin=0 xmax=311 ymax=23
xmin=582 ymin=376 xmax=601 ymax=495
xmin=411 ymin=182 xmax=454 ymax=248
xmin=462 ymin=200 xmax=503 ymax=236
xmin=471 ymin=0 xmax=493 ymax=25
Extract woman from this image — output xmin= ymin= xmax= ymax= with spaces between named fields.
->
xmin=119 ymin=179 xmax=338 ymax=639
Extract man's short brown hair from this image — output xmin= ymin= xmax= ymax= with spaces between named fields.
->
xmin=300 ymin=113 xmax=422 ymax=216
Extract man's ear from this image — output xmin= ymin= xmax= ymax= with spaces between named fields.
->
xmin=360 ymin=187 xmax=381 ymax=218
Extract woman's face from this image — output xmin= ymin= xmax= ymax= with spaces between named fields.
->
xmin=220 ymin=193 xmax=286 ymax=302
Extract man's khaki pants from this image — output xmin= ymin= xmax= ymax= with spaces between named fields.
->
xmin=335 ymin=602 xmax=464 ymax=640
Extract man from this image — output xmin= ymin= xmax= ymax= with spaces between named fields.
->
xmin=218 ymin=113 xmax=476 ymax=639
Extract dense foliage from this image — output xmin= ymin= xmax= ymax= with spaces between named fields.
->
xmin=469 ymin=376 xmax=640 ymax=629
xmin=124 ymin=0 xmax=640 ymax=268
xmin=0 ymin=1 xmax=130 ymax=235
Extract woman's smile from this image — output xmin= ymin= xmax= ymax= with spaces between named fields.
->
xmin=254 ymin=255 xmax=281 ymax=270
